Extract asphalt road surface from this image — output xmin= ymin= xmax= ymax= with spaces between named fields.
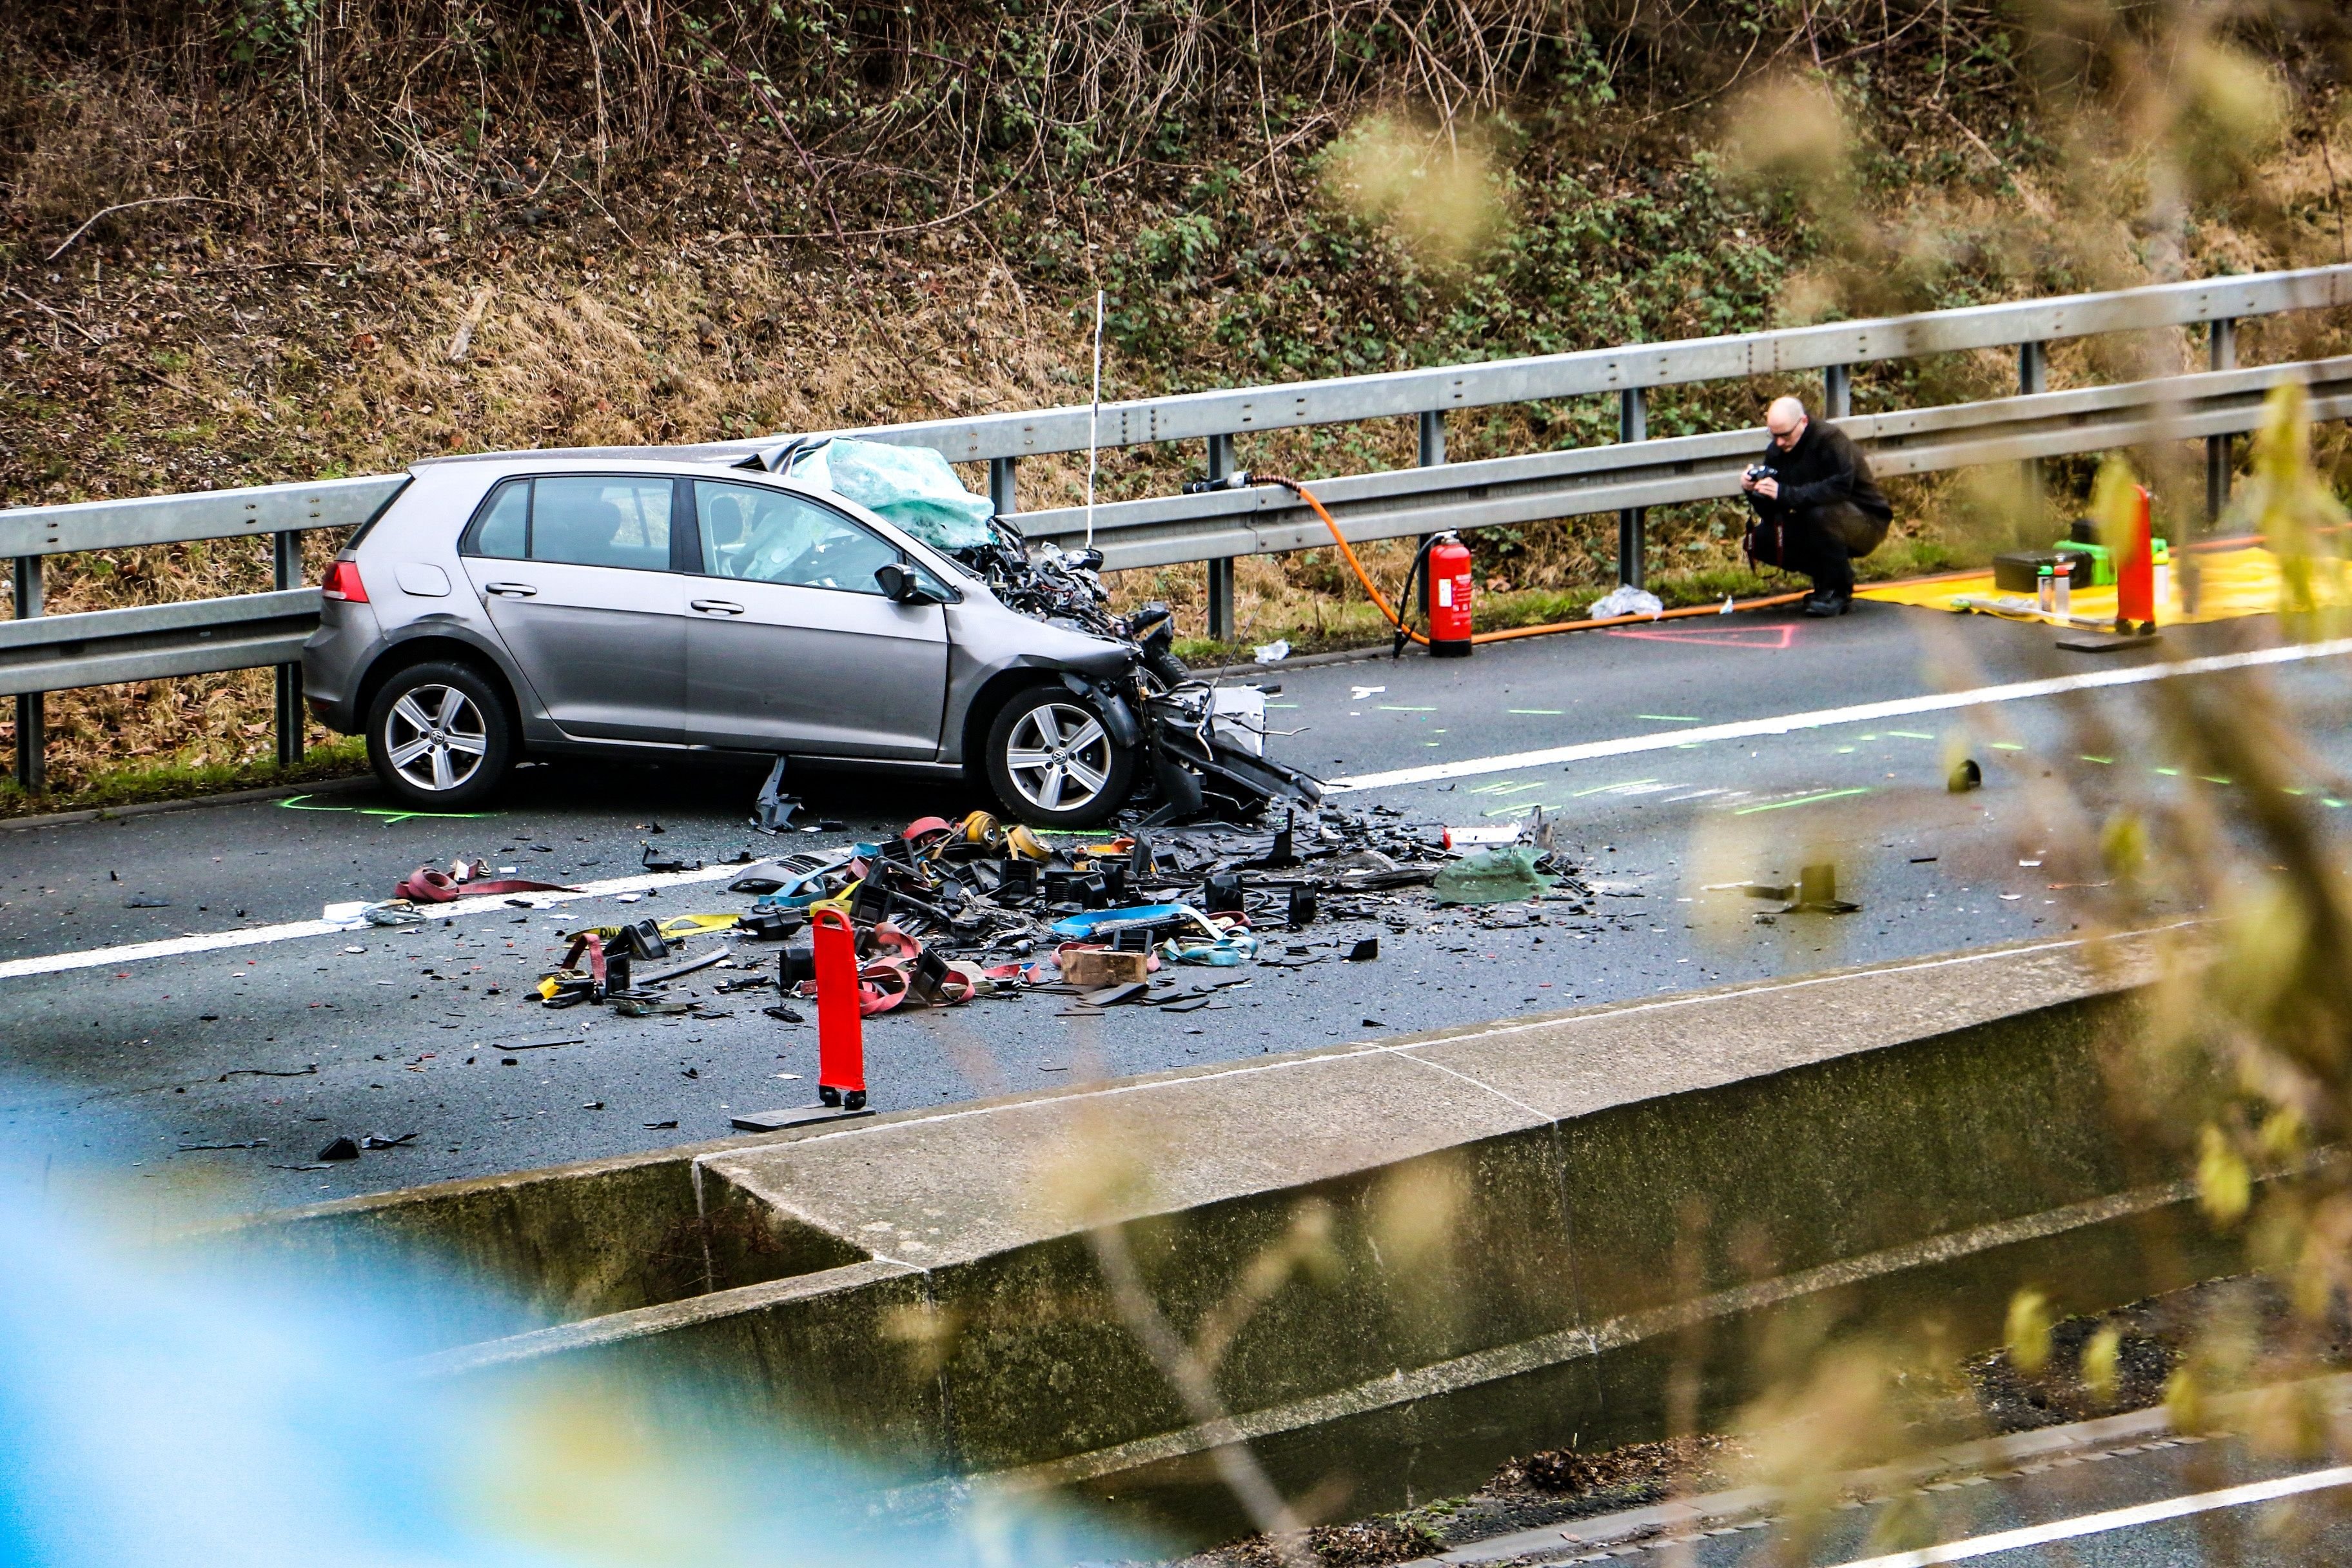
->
xmin=6 ymin=596 xmax=2351 ymax=1216
xmin=1445 ymin=1425 xmax=2352 ymax=1566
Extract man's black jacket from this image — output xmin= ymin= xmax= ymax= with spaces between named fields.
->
xmin=1756 ymin=420 xmax=1892 ymax=520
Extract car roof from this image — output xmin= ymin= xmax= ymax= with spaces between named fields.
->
xmin=412 ymin=450 xmax=768 ymax=477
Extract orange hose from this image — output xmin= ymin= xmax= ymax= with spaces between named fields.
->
xmin=1256 ymin=473 xmax=1812 ymax=646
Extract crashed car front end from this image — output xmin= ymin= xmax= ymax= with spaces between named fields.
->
xmin=950 ymin=524 xmax=1323 ymax=825
xmin=740 ymin=433 xmax=1324 ymax=825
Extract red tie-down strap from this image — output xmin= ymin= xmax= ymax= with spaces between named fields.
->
xmin=789 ymin=921 xmax=976 ymax=1015
xmin=393 ymin=862 xmax=580 ymax=903
xmin=556 ymin=930 xmax=609 ymax=989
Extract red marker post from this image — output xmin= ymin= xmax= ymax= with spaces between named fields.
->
xmin=811 ymin=906 xmax=868 ymax=1111
xmin=2115 ymin=483 xmax=2157 ymax=632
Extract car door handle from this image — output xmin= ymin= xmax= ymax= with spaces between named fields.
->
xmin=482 ymin=582 xmax=538 ymax=598
xmin=691 ymin=599 xmax=746 ymax=616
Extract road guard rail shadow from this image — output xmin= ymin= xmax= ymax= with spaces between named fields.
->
xmin=190 ymin=930 xmax=2239 ymax=1547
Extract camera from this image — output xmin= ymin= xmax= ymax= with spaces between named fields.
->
xmin=1743 ymin=463 xmax=1777 ymax=483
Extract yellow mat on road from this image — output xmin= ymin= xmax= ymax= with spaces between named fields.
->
xmin=1857 ymin=544 xmax=2352 ymax=626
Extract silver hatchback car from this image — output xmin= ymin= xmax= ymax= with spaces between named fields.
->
xmin=302 ymin=455 xmax=1148 ymax=824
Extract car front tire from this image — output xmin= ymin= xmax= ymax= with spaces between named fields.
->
xmin=985 ymin=684 xmax=1135 ymax=828
xmin=365 ymin=660 xmax=514 ymax=811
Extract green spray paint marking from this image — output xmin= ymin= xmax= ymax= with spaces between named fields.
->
xmin=1887 ymin=730 xmax=1935 ymax=740
xmin=1732 ymin=787 xmax=1872 ymax=816
xmin=1509 ymin=709 xmax=1565 ymax=715
xmin=2081 ymin=755 xmax=2115 ymax=765
xmin=1990 ymin=741 xmax=2026 ymax=752
xmin=279 ymin=794 xmax=495 ymax=827
xmin=1378 ymin=705 xmax=1438 ymax=712
xmin=2153 ymin=767 xmax=2181 ymax=777
xmin=1638 ymin=714 xmax=1703 ymax=723
xmin=2199 ymin=775 xmax=2233 ymax=786
xmin=1572 ymin=777 xmax=1660 ymax=798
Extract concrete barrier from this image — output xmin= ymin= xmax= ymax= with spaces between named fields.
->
xmin=203 ymin=932 xmax=2233 ymax=1544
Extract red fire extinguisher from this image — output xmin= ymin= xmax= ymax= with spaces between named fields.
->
xmin=1427 ymin=533 xmax=1474 ymax=658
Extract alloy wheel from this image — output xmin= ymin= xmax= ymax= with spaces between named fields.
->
xmin=381 ymin=684 xmax=489 ymax=793
xmin=1003 ymin=701 xmax=1113 ymax=814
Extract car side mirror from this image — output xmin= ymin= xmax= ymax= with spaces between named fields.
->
xmin=875 ymin=562 xmax=946 ymax=604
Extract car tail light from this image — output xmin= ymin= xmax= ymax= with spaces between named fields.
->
xmin=322 ymin=559 xmax=369 ymax=602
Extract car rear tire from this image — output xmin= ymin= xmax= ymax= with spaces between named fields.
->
xmin=366 ymin=660 xmax=514 ymax=811
xmin=985 ymin=684 xmax=1135 ymax=828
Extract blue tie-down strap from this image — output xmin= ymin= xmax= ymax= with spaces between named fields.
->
xmin=753 ymin=865 xmax=842 ymax=912
xmin=1048 ymin=903 xmax=1223 ymax=943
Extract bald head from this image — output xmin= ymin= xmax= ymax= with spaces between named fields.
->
xmin=1766 ymin=395 xmax=1808 ymax=451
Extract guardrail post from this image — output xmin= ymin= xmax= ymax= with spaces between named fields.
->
xmin=2017 ymin=341 xmax=2048 ymax=532
xmin=273 ymin=531 xmax=303 ymax=769
xmin=1616 ymin=387 xmax=1647 ymax=589
xmin=1824 ymin=364 xmax=1852 ymax=420
xmin=12 ymin=555 xmax=41 ymax=795
xmin=2206 ymin=317 xmax=2237 ymax=533
xmin=1416 ymin=410 xmax=1446 ymax=614
xmin=1204 ymin=434 xmax=1237 ymax=643
xmin=989 ymin=456 xmax=1017 ymax=519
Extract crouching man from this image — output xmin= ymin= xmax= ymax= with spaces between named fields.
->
xmin=1740 ymin=395 xmax=1892 ymax=617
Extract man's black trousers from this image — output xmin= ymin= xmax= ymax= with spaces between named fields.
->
xmin=1747 ymin=500 xmax=1888 ymax=598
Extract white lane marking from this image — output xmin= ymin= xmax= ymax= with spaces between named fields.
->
xmin=0 ymin=862 xmax=748 ymax=981
xmin=1820 ymin=1462 xmax=2352 ymax=1568
xmin=1328 ymin=635 xmax=2352 ymax=792
xmin=15 ymin=639 xmax=2315 ymax=979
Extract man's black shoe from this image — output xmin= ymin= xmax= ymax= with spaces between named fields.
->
xmin=1803 ymin=590 xmax=1852 ymax=618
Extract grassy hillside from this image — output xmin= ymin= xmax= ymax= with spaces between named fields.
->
xmin=3 ymin=0 xmax=2349 ymax=801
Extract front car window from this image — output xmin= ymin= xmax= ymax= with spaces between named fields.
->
xmin=694 ymin=480 xmax=898 ymax=594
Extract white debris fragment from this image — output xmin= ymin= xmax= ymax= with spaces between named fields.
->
xmin=1590 ymin=585 xmax=1665 ymax=620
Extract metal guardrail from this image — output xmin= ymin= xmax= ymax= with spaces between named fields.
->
xmin=0 ymin=476 xmax=406 ymax=789
xmin=5 ymin=352 xmax=2338 ymax=696
xmin=2 ymin=263 xmax=2347 ymax=790
xmin=799 ymin=263 xmax=2352 ymax=464
xmin=1015 ymin=355 xmax=2352 ymax=569
xmin=0 ymin=475 xmax=409 ymax=560
xmin=0 ymin=589 xmax=320 ymax=698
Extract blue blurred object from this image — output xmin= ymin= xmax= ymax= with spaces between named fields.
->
xmin=0 ymin=1174 xmax=1149 ymax=1566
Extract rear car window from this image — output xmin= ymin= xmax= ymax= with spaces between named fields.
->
xmin=463 ymin=476 xmax=678 ymax=570
xmin=467 ymin=480 xmax=528 ymax=559
xmin=532 ymin=477 xmax=673 ymax=571
xmin=694 ymin=480 xmax=897 ymax=594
